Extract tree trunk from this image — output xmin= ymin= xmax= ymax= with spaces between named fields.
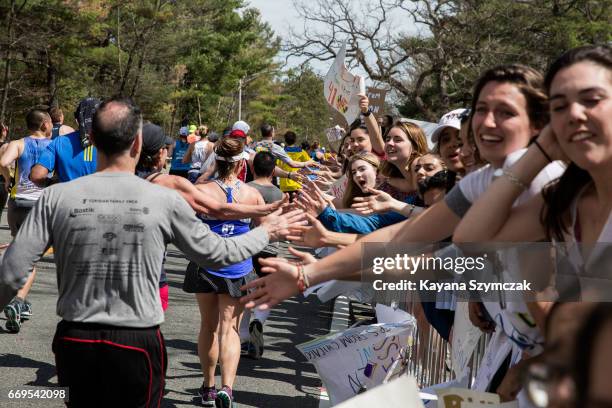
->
xmin=47 ymin=54 xmax=58 ymax=107
xmin=0 ymin=0 xmax=16 ymax=123
xmin=129 ymin=43 xmax=148 ymax=98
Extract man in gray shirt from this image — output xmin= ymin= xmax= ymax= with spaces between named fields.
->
xmin=0 ymin=97 xmax=303 ymax=408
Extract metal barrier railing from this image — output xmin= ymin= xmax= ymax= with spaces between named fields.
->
xmin=371 ymin=288 xmax=492 ymax=388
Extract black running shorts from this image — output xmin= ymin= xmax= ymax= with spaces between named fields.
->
xmin=52 ymin=320 xmax=167 ymax=408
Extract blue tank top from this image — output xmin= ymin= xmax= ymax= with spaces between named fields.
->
xmin=171 ymin=140 xmax=191 ymax=171
xmin=198 ymin=179 xmax=253 ymax=278
xmin=11 ymin=136 xmax=52 ymax=201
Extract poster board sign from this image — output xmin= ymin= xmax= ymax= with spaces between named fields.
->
xmin=297 ymin=321 xmax=416 ymax=405
xmin=366 ymin=87 xmax=387 ymax=116
xmin=451 ymin=302 xmax=483 ymax=380
xmin=324 ymin=42 xmax=365 ymax=126
xmin=436 ymin=387 xmax=499 ymax=408
xmin=334 ymin=375 xmax=424 ymax=408
xmin=325 ymin=126 xmax=346 ymax=153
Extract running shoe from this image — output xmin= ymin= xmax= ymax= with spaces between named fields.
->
xmin=249 ymin=319 xmax=264 ymax=359
xmin=4 ymin=300 xmax=21 ymax=333
xmin=215 ymin=386 xmax=233 ymax=408
xmin=20 ymin=301 xmax=32 ymax=320
xmin=198 ymin=385 xmax=217 ymax=407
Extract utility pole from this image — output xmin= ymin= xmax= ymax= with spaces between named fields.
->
xmin=238 ymin=77 xmax=243 ymax=121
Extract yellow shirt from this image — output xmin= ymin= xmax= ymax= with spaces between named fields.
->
xmin=278 ymin=146 xmax=310 ymax=192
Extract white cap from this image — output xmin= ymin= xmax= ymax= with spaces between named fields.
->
xmin=431 ymin=108 xmax=469 ymax=144
xmin=179 ymin=126 xmax=189 ymax=136
xmin=232 ymin=120 xmax=250 ymax=135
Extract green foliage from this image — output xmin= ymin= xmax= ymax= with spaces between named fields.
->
xmin=0 ymin=0 xmax=307 ymax=137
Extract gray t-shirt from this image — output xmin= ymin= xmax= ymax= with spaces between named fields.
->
xmin=0 ymin=172 xmax=269 ymax=327
xmin=247 ymin=180 xmax=287 ymax=256
xmin=248 ymin=181 xmax=283 ymax=203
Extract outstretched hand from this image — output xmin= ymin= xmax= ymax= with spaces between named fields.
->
xmin=260 ymin=208 xmax=307 ymax=242
xmin=351 ymin=187 xmax=395 ymax=215
xmin=240 ymin=257 xmax=301 ymax=310
xmin=286 ymin=213 xmax=331 ymax=248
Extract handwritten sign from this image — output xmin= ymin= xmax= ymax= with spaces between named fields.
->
xmin=324 ymin=42 xmax=365 ymax=125
xmin=366 ymin=87 xmax=387 ymax=115
xmin=334 ymin=375 xmax=424 ymax=408
xmin=436 ymin=387 xmax=499 ymax=408
xmin=451 ymin=302 xmax=483 ymax=380
xmin=297 ymin=321 xmax=416 ymax=405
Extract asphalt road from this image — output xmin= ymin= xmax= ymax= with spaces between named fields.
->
xmin=0 ymin=217 xmax=332 ymax=408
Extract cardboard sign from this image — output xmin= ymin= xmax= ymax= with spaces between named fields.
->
xmin=334 ymin=375 xmax=424 ymax=408
xmin=451 ymin=302 xmax=483 ymax=380
xmin=324 ymin=42 xmax=365 ymax=126
xmin=366 ymin=87 xmax=387 ymax=116
xmin=436 ymin=387 xmax=500 ymax=408
xmin=297 ymin=321 xmax=417 ymax=405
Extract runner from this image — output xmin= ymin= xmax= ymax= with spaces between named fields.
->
xmin=48 ymin=106 xmax=75 ymax=139
xmin=183 ymin=138 xmax=272 ymax=407
xmin=0 ymin=97 xmax=304 ymax=408
xmin=30 ymin=98 xmax=100 ymax=185
xmin=135 ymin=123 xmax=290 ymax=312
xmin=0 ymin=108 xmax=52 ymax=333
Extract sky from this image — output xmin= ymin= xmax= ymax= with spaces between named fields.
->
xmin=247 ymin=0 xmax=330 ymax=73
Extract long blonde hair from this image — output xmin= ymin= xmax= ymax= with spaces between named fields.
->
xmin=342 ymin=152 xmax=381 ymax=209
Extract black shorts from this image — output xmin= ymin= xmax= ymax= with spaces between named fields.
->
xmin=7 ymin=198 xmax=34 ymax=236
xmin=52 ymin=320 xmax=167 ymax=408
xmin=183 ymin=261 xmax=257 ymax=298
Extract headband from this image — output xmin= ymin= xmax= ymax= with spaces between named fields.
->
xmin=216 ymin=154 xmax=244 ymax=163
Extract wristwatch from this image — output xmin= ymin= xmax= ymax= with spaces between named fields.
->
xmin=362 ymin=108 xmax=372 ymax=117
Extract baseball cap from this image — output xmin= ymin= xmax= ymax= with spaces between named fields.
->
xmin=179 ymin=126 xmax=188 ymax=136
xmin=142 ymin=123 xmax=173 ymax=156
xmin=232 ymin=120 xmax=250 ymax=135
xmin=207 ymin=131 xmax=219 ymax=142
xmin=431 ymin=108 xmax=469 ymax=144
xmin=188 ymin=124 xmax=197 ymax=133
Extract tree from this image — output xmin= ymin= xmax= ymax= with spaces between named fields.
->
xmin=285 ymin=0 xmax=612 ymax=121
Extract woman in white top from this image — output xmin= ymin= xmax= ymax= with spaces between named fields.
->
xmin=453 ymin=44 xmax=612 ymax=292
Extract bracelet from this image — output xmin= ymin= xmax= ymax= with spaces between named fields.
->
xmin=533 ymin=139 xmax=553 ymax=163
xmin=502 ymin=170 xmax=528 ymax=190
xmin=296 ymin=264 xmax=311 ymax=293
